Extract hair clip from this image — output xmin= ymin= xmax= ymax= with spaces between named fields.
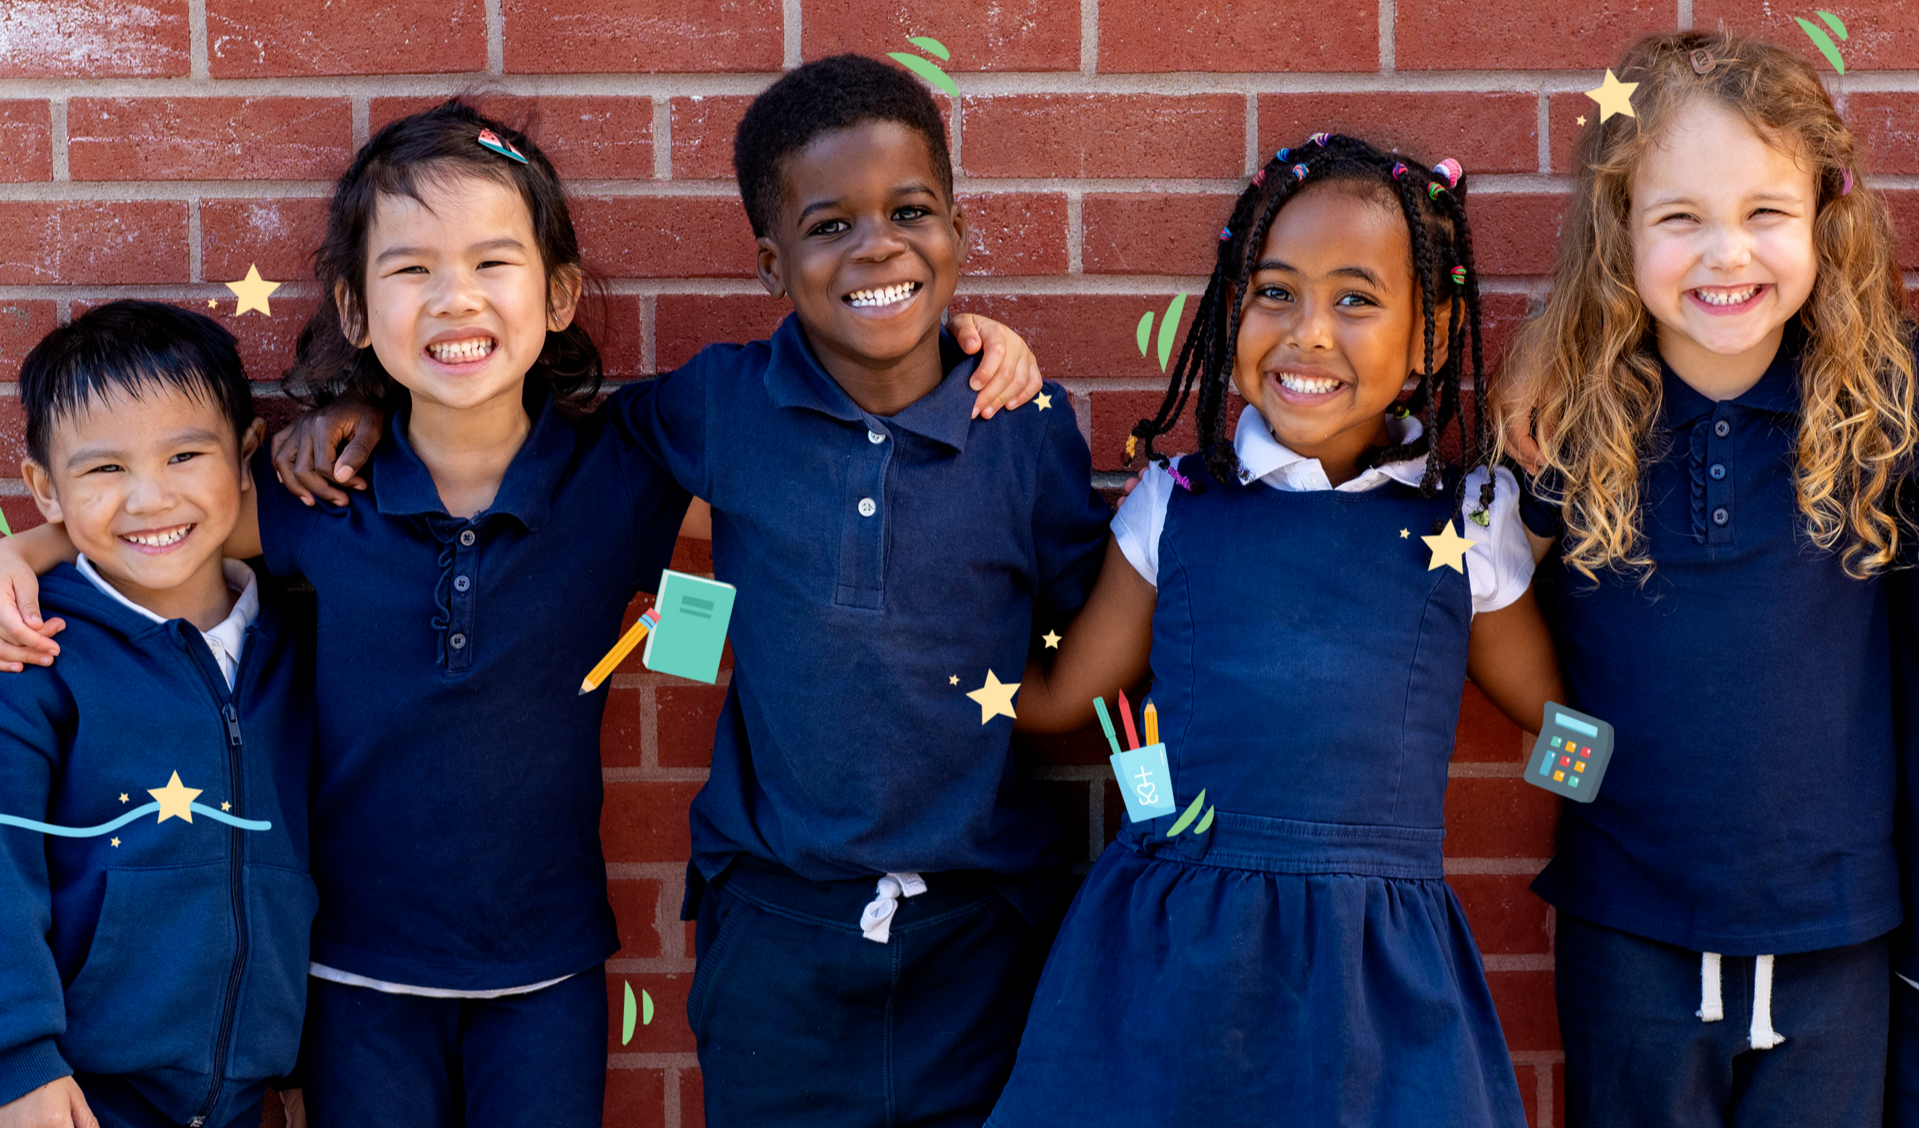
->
xmin=1433 ymin=158 xmax=1463 ymax=188
xmin=477 ymin=129 xmax=528 ymax=165
xmin=1841 ymin=167 xmax=1855 ymax=196
xmin=1219 ymin=225 xmax=1234 ymax=241
xmin=1391 ymin=162 xmax=1408 ymax=179
xmin=1450 ymin=265 xmax=1467 ymax=285
xmin=1691 ymin=48 xmax=1716 ymax=75
xmin=1291 ymin=163 xmax=1309 ymax=180
xmin=1309 ymin=132 xmax=1331 ymax=146
xmin=1250 ymin=167 xmax=1267 ymax=187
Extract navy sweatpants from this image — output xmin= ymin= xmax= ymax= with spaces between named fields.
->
xmin=1888 ymin=977 xmax=1919 ymax=1124
xmin=1556 ymin=913 xmax=1888 ymax=1126
xmin=688 ymin=858 xmax=1066 ymax=1127
xmin=299 ymin=967 xmax=607 ymax=1127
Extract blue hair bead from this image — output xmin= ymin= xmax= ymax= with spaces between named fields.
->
xmin=1219 ymin=226 xmax=1233 ymax=241
xmin=1291 ymin=163 xmax=1309 ymax=180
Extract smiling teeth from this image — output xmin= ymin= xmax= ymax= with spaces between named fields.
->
xmin=122 ymin=525 xmax=191 ymax=548
xmin=428 ymin=338 xmax=495 ymax=363
xmin=1279 ymin=373 xmax=1340 ymax=394
xmin=847 ymin=282 xmax=918 ymax=308
xmin=1696 ymin=285 xmax=1760 ymax=306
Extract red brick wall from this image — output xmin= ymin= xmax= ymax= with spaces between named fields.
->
xmin=3 ymin=2 xmax=1912 ymax=1125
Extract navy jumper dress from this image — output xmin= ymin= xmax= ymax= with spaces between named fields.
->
xmin=991 ymin=455 xmax=1524 ymax=1127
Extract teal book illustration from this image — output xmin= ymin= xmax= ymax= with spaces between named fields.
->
xmin=642 ymin=569 xmax=736 ymax=684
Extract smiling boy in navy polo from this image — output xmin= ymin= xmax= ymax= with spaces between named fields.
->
xmin=599 ymin=56 xmax=1111 ymax=1125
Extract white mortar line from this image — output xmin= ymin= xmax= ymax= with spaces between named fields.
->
xmin=638 ymin=683 xmax=659 ymax=768
xmin=1244 ymin=92 xmax=1259 ymax=174
xmin=188 ymin=0 xmax=209 ymax=81
xmin=664 ymin=1069 xmax=682 ymax=1128
xmin=48 ymin=99 xmax=67 ymax=182
xmin=351 ymin=97 xmax=370 ymax=150
xmin=652 ymin=98 xmax=672 ymax=179
xmin=783 ymin=0 xmax=802 ymax=69
xmin=187 ymin=197 xmax=202 ymax=282
xmin=485 ymin=0 xmax=505 ymax=75
xmin=1379 ymin=0 xmax=1395 ymax=75
xmin=1536 ymin=93 xmax=1551 ymax=173
xmin=1443 ymin=856 xmax=1551 ymax=875
xmin=1065 ymin=191 xmax=1083 ymax=274
xmin=1081 ymin=0 xmax=1098 ymax=76
xmin=1678 ymin=0 xmax=1694 ymax=29
xmin=642 ymin=293 xmax=658 ymax=373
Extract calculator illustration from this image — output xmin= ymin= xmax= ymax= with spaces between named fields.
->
xmin=1525 ymin=703 xmax=1616 ymax=803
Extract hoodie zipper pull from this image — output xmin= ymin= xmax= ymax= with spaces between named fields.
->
xmin=223 ymin=704 xmax=242 ymax=747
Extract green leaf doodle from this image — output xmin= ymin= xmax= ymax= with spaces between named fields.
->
xmin=621 ymin=982 xmax=636 ymax=1045
xmin=1136 ymin=311 xmax=1155 ymax=356
xmin=1794 ymin=11 xmax=1849 ymax=73
xmin=887 ymin=52 xmax=959 ymax=99
xmin=907 ymin=36 xmax=951 ymax=60
xmin=1194 ymin=806 xmax=1215 ymax=834
xmin=1135 ymin=295 xmax=1192 ymax=373
xmin=1167 ymin=789 xmax=1207 ymax=837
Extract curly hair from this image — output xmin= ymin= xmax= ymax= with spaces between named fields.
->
xmin=1499 ymin=30 xmax=1916 ymax=580
xmin=1131 ymin=133 xmax=1495 ymax=528
xmin=284 ymin=98 xmax=603 ymax=410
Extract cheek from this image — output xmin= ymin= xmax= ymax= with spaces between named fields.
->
xmin=1631 ymin=232 xmax=1687 ymax=298
xmin=1764 ymin=228 xmax=1819 ymax=302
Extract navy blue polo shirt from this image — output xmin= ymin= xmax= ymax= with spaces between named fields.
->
xmin=1525 ymin=333 xmax=1899 ymax=955
xmin=254 ymin=386 xmax=690 ymax=990
xmin=605 ymin=314 xmax=1110 ymax=883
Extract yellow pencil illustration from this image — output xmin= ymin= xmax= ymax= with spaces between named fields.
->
xmin=1144 ymin=700 xmax=1159 ymax=746
xmin=580 ymin=608 xmax=659 ymax=695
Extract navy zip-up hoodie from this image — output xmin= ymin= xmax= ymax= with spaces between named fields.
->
xmin=0 ymin=563 xmax=316 ymax=1126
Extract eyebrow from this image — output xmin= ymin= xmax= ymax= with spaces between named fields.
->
xmin=64 ymin=426 xmax=227 ymax=471
xmin=795 ymin=182 xmax=942 ymax=226
xmin=373 ymin=236 xmax=528 ymax=265
xmin=1254 ymin=258 xmax=1387 ymax=288
xmin=1642 ymin=189 xmax=1804 ymax=209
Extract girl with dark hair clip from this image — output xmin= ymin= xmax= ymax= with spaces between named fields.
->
xmin=987 ymin=134 xmax=1562 ymax=1127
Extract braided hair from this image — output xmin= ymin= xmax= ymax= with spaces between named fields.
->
xmin=1130 ymin=133 xmax=1495 ymax=529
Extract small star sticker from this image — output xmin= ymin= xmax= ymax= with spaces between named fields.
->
xmin=1399 ymin=528 xmax=1409 ymax=539
xmin=1035 ymin=392 xmax=1053 ymax=411
xmin=110 ymin=837 xmax=120 ymax=847
xmin=221 ymin=801 xmax=231 ymax=811
xmin=1042 ymin=630 xmax=1062 ymax=649
xmin=949 ymin=675 xmax=959 ymax=685
xmin=1421 ymin=521 xmax=1477 ymax=574
xmin=225 ymin=263 xmax=282 ymax=317
xmin=965 ymin=670 xmax=1021 ymax=724
xmin=119 ymin=793 xmax=128 ymax=803
xmin=1584 ymin=69 xmax=1639 ymax=123
xmin=147 ymin=771 xmax=202 ymax=824
xmin=207 ymin=299 xmax=217 ymax=307
xmin=1575 ymin=115 xmax=1587 ymax=126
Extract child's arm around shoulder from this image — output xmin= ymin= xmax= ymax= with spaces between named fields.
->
xmin=1016 ymin=537 xmax=1157 ymax=732
xmin=1463 ymin=466 xmax=1564 ymax=733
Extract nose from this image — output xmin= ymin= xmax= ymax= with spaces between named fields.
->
xmin=849 ymin=217 xmax=909 ymax=263
xmin=122 ymin=470 xmax=179 ymax=517
xmin=425 ymin=263 xmax=486 ymax=319
xmin=1700 ymin=219 xmax=1755 ymax=272
xmin=1282 ymin=292 xmax=1336 ymax=353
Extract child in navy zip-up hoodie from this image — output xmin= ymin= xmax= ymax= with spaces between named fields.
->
xmin=0 ymin=301 xmax=315 ymax=1129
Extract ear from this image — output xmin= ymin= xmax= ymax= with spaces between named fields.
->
xmin=20 ymin=458 xmax=62 ymax=526
xmin=236 ymin=419 xmax=267 ymax=493
xmin=334 ymin=280 xmax=370 ymax=348
xmin=756 ymin=235 xmax=788 ymax=301
xmin=547 ymin=264 xmax=584 ymax=333
xmin=949 ymin=199 xmax=969 ymax=271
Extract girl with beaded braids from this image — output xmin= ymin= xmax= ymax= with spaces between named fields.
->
xmin=988 ymin=134 xmax=1561 ymax=1126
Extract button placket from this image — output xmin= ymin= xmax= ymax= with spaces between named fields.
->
xmin=834 ymin=420 xmax=892 ymax=610
xmin=447 ymin=523 xmax=479 ymax=671
xmin=1704 ymin=409 xmax=1735 ymax=545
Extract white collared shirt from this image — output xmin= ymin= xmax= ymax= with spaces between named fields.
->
xmin=1112 ymin=406 xmax=1534 ymax=615
xmin=74 ymin=556 xmax=260 ymax=687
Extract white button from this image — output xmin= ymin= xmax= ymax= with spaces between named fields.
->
xmin=857 ymin=498 xmax=877 ymax=517
xmin=868 ymin=430 xmax=886 ymax=444
xmin=459 ymin=530 xmax=476 ymax=547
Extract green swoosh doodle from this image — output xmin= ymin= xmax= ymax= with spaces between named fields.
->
xmin=1136 ymin=294 xmax=1191 ymax=373
xmin=888 ymin=52 xmax=959 ymax=99
xmin=1794 ymin=10 xmax=1849 ymax=73
xmin=1166 ymin=788 xmax=1215 ymax=837
xmin=620 ymin=981 xmax=655 ymax=1045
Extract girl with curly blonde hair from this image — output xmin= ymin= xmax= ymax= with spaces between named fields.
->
xmin=1497 ymin=28 xmax=1914 ymax=1125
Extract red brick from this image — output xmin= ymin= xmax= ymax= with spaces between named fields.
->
xmin=208 ymin=0 xmax=485 ymax=76
xmin=0 ymin=397 xmax=24 ymax=473
xmin=1396 ymin=0 xmax=1671 ymax=71
xmin=1082 ymin=193 xmax=1237 ymax=276
xmin=683 ymin=1068 xmax=705 ymax=1127
xmin=0 ymin=0 xmax=189 ymax=77
xmin=1514 ymin=1063 xmax=1538 ymax=1127
xmin=1100 ymin=0 xmax=1374 ymax=72
xmin=1886 ymin=191 xmax=1919 ymax=270
xmin=1546 ymin=92 xmax=1595 ymax=176
xmin=1487 ymin=969 xmax=1560 ymax=1050
xmin=960 ymin=193 xmax=1068 ymax=276
xmin=593 ymin=295 xmax=647 ymax=379
xmin=68 ymin=98 xmax=352 ymax=181
xmin=1553 ymin=1061 xmax=1566 ymax=1126
xmin=0 ymin=202 xmax=187 ymax=285
xmin=1479 ymin=291 xmax=1537 ymax=378
xmin=949 ymin=294 xmax=1208 ymax=380
xmin=961 ymin=95 xmax=1245 ymax=179
xmin=608 ymin=877 xmax=665 ymax=959
xmin=1470 ymin=194 xmax=1569 ymax=277
xmin=573 ymin=197 xmax=758 ymax=280
xmin=72 ymin=295 xmax=317 ymax=383
xmin=671 ymin=96 xmax=753 ymax=180
xmin=0 ymin=497 xmax=43 ymax=536
xmin=603 ymin=781 xmax=702 ymax=861
xmin=608 ymin=596 xmax=659 ymax=675
xmin=1849 ymin=94 xmax=1919 ymax=177
xmin=502 ymin=0 xmax=782 ymax=73
xmin=0 ymin=102 xmax=51 ymax=183
xmin=254 ymin=391 xmax=305 ymax=437
xmin=1444 ymin=777 xmax=1560 ymax=858
xmin=602 ymin=1064 xmax=666 ymax=1128
xmin=658 ymin=683 xmax=725 ymax=768
xmin=0 ymin=301 xmax=57 ymax=373
xmin=1450 ymin=873 xmax=1552 ymax=954
xmin=804 ymin=0 xmax=1078 ymax=70
xmin=607 ymin=972 xmax=694 ymax=1052
xmin=371 ymin=96 xmax=656 ymax=180
xmin=1087 ymin=388 xmax=1248 ymax=473
xmin=200 ymin=198 xmax=328 ymax=284
xmin=655 ymin=294 xmax=791 ymax=371
xmin=1454 ymin=681 xmax=1525 ymax=762
xmin=1695 ymin=0 xmax=1919 ymax=70
xmin=1259 ymin=93 xmax=1539 ymax=176
xmin=670 ymin=534 xmax=715 ymax=575
xmin=601 ymin=687 xmax=646 ymax=768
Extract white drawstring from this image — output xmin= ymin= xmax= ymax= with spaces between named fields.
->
xmin=859 ymin=872 xmax=926 ymax=944
xmin=1696 ymin=951 xmax=1785 ymax=1049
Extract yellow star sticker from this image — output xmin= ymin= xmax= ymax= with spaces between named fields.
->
xmin=965 ymin=670 xmax=1020 ymax=724
xmin=118 ymin=793 xmax=128 ymax=803
xmin=1421 ymin=521 xmax=1477 ymax=574
xmin=225 ymin=263 xmax=282 ymax=317
xmin=147 ymin=772 xmax=202 ymax=824
xmin=1575 ymin=115 xmax=1587 ymax=126
xmin=1584 ymin=70 xmax=1639 ymax=123
xmin=1398 ymin=528 xmax=1409 ymax=539
xmin=1035 ymin=392 xmax=1053 ymax=411
xmin=949 ymin=675 xmax=959 ymax=685
xmin=110 ymin=837 xmax=120 ymax=847
xmin=221 ymin=801 xmax=231 ymax=811
xmin=1042 ymin=630 xmax=1061 ymax=649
